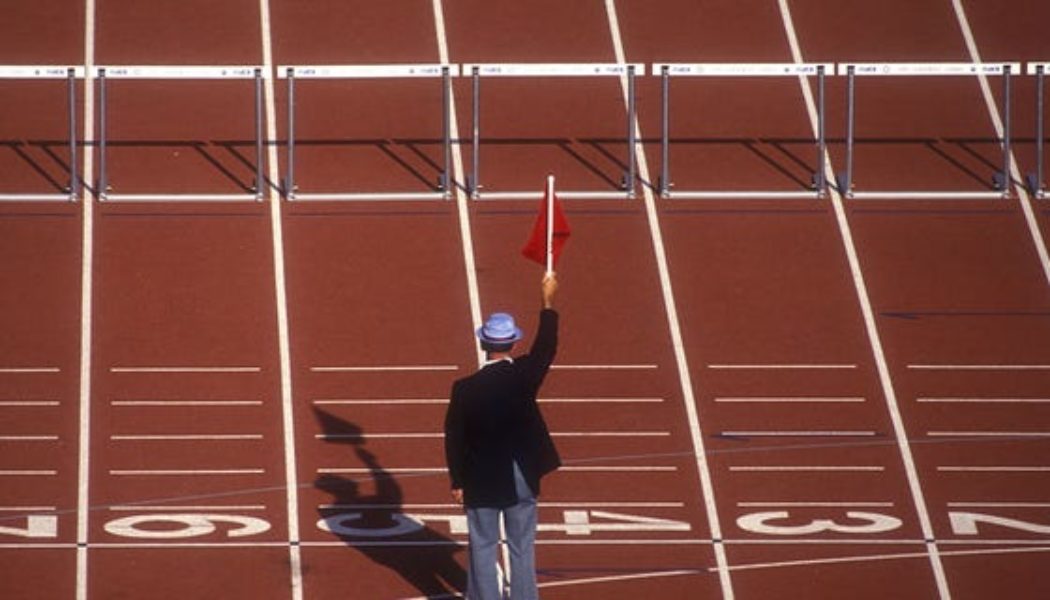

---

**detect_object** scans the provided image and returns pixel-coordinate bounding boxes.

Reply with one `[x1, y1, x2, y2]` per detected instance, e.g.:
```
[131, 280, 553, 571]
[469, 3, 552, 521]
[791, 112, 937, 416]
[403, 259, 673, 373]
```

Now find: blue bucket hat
[476, 313, 523, 345]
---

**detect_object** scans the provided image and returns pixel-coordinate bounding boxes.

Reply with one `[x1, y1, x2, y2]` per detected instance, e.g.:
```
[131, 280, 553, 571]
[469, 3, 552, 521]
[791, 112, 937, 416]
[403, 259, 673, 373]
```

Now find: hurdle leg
[1029, 66, 1045, 197]
[659, 65, 671, 198]
[285, 68, 296, 200]
[470, 66, 480, 199]
[98, 68, 108, 200]
[254, 68, 264, 201]
[836, 66, 855, 197]
[624, 64, 636, 198]
[67, 67, 78, 201]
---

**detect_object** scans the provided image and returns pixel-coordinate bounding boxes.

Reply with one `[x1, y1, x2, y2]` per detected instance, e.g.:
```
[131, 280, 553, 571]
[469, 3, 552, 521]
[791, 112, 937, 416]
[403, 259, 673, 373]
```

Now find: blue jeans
[465, 461, 538, 600]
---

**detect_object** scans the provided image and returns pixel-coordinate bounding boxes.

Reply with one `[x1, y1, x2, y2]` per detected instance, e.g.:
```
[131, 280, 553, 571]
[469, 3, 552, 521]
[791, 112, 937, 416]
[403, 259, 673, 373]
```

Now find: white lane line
[947, 502, 1050, 508]
[551, 364, 658, 370]
[0, 470, 57, 476]
[109, 434, 264, 441]
[109, 469, 265, 476]
[909, 364, 1050, 371]
[737, 501, 895, 508]
[0, 401, 61, 407]
[258, 1, 303, 599]
[729, 465, 885, 472]
[918, 398, 1050, 404]
[0, 436, 60, 441]
[322, 502, 686, 510]
[111, 400, 264, 407]
[0, 368, 61, 374]
[951, 0, 1050, 288]
[928, 431, 1050, 438]
[0, 506, 58, 512]
[317, 466, 677, 474]
[313, 397, 663, 405]
[430, 0, 484, 369]
[310, 365, 458, 373]
[110, 366, 262, 373]
[775, 1, 949, 597]
[708, 364, 856, 370]
[604, 3, 733, 597]
[938, 466, 1050, 473]
[720, 431, 879, 437]
[78, 1, 96, 598]
[316, 431, 671, 440]
[108, 505, 267, 512]
[716, 397, 865, 404]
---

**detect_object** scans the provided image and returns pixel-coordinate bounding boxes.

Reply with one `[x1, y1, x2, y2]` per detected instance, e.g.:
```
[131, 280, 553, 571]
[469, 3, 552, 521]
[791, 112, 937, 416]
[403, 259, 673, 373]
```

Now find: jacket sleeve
[444, 381, 466, 489]
[523, 308, 558, 387]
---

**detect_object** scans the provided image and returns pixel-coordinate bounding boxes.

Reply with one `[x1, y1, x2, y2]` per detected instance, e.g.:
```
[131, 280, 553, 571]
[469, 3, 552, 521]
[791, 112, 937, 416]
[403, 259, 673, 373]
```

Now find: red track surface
[1, 1, 1050, 598]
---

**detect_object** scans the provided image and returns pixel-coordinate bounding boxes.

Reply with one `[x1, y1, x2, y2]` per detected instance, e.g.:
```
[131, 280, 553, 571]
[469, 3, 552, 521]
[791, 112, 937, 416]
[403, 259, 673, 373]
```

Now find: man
[444, 273, 561, 599]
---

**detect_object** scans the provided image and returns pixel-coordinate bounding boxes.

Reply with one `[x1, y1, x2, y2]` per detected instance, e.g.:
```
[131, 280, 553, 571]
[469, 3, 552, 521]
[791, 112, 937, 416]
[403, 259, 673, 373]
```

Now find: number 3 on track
[736, 511, 902, 536]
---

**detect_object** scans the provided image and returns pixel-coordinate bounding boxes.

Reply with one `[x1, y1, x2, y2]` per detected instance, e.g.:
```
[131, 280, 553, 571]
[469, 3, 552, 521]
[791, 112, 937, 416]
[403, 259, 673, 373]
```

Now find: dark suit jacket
[444, 309, 562, 508]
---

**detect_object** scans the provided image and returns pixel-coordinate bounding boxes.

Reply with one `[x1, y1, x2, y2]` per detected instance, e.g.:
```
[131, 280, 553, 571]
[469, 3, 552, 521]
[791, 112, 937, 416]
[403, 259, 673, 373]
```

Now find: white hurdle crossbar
[464, 63, 644, 200]
[0, 66, 84, 202]
[278, 64, 457, 201]
[837, 62, 1022, 200]
[95, 65, 266, 202]
[653, 63, 833, 200]
[1027, 62, 1048, 198]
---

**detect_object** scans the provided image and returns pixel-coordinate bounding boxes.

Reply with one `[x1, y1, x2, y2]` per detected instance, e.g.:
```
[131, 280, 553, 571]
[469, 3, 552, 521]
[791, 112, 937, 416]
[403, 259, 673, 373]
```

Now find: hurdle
[653, 63, 832, 200]
[95, 65, 266, 202]
[465, 63, 644, 200]
[0, 66, 83, 202]
[278, 64, 456, 201]
[836, 62, 1020, 200]
[1027, 62, 1048, 198]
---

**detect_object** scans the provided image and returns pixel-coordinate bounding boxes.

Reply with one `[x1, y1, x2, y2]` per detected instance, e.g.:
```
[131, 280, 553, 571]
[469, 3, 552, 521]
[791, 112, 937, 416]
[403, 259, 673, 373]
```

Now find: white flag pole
[545, 174, 555, 275]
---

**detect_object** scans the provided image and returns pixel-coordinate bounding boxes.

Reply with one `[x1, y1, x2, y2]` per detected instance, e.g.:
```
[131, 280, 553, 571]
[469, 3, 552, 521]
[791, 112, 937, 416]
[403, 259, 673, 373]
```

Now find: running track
[1, 0, 1049, 598]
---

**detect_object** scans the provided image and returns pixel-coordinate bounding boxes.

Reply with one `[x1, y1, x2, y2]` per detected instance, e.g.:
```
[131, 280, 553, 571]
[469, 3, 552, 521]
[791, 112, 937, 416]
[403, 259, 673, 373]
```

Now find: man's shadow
[313, 409, 466, 598]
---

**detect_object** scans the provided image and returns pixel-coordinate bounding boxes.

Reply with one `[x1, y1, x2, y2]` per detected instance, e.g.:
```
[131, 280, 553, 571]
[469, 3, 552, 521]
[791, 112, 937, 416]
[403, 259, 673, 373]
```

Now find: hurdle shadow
[313, 409, 466, 598]
[1, 140, 74, 192]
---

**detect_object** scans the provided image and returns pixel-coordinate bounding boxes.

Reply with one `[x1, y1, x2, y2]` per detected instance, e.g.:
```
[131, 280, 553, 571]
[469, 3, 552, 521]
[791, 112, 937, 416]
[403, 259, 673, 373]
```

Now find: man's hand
[451, 488, 464, 505]
[541, 273, 558, 309]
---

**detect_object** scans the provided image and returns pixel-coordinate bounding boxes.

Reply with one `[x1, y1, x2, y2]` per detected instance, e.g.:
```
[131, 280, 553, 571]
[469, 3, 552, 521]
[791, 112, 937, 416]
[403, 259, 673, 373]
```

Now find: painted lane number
[736, 511, 903, 536]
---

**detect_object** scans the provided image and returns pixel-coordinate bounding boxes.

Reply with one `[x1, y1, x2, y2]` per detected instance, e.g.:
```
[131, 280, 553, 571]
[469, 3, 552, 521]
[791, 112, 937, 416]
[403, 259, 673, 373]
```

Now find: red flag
[522, 176, 570, 270]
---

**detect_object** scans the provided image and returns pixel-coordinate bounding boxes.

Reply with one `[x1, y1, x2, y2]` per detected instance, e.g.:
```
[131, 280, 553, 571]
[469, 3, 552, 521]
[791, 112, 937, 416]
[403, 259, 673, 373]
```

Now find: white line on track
[0, 506, 57, 512]
[603, 3, 733, 597]
[0, 401, 61, 407]
[775, 2, 950, 596]
[310, 365, 458, 373]
[720, 431, 879, 438]
[551, 364, 658, 370]
[316, 431, 670, 440]
[715, 397, 865, 403]
[0, 367, 61, 374]
[398, 569, 705, 600]
[0, 470, 57, 476]
[729, 465, 885, 472]
[947, 502, 1050, 508]
[321, 502, 686, 510]
[938, 466, 1050, 473]
[951, 0, 1050, 288]
[430, 0, 484, 369]
[317, 466, 677, 474]
[258, 0, 303, 597]
[918, 398, 1050, 404]
[928, 431, 1050, 438]
[312, 398, 447, 405]
[708, 364, 856, 370]
[108, 505, 267, 512]
[909, 364, 1050, 371]
[78, 1, 96, 598]
[737, 502, 895, 508]
[0, 436, 60, 441]
[109, 434, 263, 441]
[109, 366, 262, 373]
[108, 469, 265, 476]
[111, 400, 264, 407]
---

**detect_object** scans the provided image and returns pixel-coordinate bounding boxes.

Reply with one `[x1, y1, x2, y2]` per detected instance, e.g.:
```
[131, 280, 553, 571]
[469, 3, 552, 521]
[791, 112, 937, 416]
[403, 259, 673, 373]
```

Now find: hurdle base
[473, 190, 632, 201]
[846, 190, 1009, 200]
[100, 193, 263, 203]
[663, 190, 823, 200]
[0, 193, 77, 202]
[1026, 173, 1044, 197]
[288, 192, 450, 202]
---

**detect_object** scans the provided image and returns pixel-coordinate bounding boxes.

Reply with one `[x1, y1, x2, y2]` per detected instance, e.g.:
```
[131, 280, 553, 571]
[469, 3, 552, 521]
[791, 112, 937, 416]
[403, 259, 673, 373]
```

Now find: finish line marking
[0, 367, 61, 374]
[109, 434, 264, 441]
[938, 466, 1050, 472]
[108, 469, 265, 476]
[0, 401, 61, 407]
[708, 364, 857, 370]
[918, 397, 1050, 404]
[311, 397, 664, 405]
[909, 364, 1050, 371]
[316, 431, 671, 440]
[737, 501, 895, 508]
[108, 505, 267, 512]
[720, 431, 879, 438]
[927, 431, 1050, 438]
[551, 364, 658, 370]
[716, 397, 865, 404]
[310, 365, 459, 373]
[112, 400, 264, 407]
